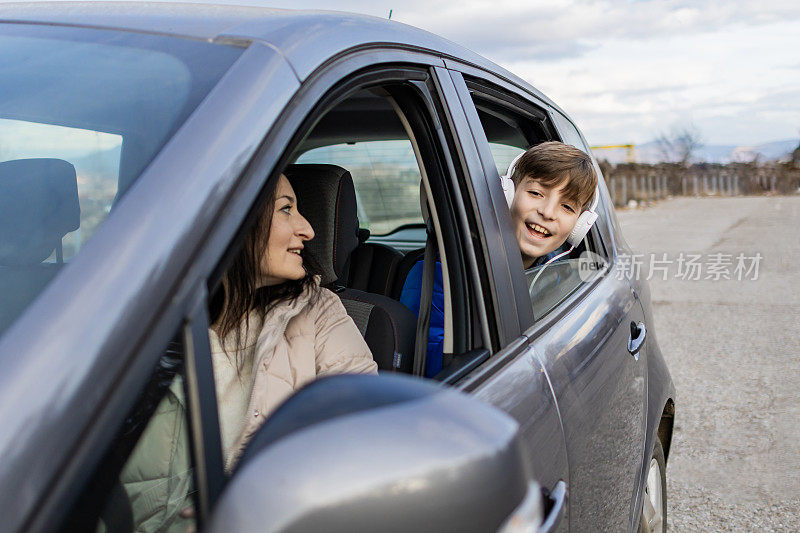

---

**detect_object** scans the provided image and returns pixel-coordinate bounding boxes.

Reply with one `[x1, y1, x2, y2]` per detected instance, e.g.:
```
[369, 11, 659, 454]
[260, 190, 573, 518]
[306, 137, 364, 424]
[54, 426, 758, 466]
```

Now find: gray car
[0, 4, 675, 532]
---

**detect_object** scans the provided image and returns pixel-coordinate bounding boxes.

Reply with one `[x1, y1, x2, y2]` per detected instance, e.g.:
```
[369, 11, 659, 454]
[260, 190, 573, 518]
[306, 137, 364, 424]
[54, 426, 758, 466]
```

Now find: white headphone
[501, 152, 599, 247]
[499, 152, 521, 208]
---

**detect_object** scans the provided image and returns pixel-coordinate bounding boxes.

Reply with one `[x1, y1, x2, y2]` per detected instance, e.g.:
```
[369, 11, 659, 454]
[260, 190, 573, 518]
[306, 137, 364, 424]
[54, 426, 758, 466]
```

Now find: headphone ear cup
[567, 210, 598, 247]
[500, 175, 514, 207]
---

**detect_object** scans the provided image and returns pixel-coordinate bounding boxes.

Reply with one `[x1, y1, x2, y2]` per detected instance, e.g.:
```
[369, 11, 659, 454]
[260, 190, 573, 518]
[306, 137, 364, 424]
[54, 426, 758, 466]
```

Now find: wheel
[639, 438, 667, 533]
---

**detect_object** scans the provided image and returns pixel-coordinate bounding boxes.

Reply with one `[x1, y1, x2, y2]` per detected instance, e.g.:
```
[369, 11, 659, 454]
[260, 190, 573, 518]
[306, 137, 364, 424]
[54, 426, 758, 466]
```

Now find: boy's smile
[511, 177, 580, 268]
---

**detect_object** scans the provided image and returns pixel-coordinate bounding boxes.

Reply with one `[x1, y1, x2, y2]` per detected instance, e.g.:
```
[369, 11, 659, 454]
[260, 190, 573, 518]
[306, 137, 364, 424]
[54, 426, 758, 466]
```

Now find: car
[0, 4, 675, 532]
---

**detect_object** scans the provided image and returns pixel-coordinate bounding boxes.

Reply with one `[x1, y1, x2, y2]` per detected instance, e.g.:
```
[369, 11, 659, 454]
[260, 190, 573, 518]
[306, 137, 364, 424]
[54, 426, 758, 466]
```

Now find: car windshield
[0, 24, 243, 337]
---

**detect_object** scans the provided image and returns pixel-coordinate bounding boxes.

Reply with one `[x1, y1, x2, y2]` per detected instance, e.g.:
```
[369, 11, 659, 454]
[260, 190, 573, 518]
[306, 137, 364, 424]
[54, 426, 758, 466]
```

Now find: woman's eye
[280, 204, 292, 214]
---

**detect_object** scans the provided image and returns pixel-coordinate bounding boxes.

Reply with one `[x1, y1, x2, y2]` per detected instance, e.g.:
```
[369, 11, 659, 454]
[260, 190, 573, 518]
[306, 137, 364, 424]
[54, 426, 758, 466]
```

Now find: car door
[430, 67, 570, 531]
[441, 67, 647, 531]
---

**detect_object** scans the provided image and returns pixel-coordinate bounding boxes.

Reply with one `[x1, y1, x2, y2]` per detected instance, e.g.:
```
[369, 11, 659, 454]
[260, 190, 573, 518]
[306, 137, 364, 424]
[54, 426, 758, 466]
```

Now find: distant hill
[593, 139, 799, 165]
[69, 145, 121, 178]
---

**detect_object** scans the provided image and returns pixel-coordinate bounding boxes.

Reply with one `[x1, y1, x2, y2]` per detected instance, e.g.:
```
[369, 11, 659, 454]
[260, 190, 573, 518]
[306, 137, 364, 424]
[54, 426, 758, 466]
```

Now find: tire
[638, 438, 667, 533]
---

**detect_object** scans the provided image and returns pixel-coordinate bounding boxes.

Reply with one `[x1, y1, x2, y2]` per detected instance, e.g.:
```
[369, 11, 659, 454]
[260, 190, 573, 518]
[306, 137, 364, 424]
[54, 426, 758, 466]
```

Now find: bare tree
[655, 132, 675, 164]
[655, 124, 704, 166]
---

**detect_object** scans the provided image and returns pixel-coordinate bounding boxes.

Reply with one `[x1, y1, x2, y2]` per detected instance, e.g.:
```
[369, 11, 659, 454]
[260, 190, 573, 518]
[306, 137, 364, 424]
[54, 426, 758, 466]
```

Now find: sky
[4, 0, 800, 147]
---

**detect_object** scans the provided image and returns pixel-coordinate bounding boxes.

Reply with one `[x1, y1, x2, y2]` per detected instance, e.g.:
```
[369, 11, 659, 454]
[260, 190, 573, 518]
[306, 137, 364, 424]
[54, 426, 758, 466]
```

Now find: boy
[506, 141, 598, 269]
[401, 141, 598, 376]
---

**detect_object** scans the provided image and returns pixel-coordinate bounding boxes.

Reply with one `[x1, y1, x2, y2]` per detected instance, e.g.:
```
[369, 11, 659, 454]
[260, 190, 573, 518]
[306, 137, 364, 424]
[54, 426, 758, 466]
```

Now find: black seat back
[346, 241, 403, 297]
[0, 158, 80, 335]
[284, 164, 415, 373]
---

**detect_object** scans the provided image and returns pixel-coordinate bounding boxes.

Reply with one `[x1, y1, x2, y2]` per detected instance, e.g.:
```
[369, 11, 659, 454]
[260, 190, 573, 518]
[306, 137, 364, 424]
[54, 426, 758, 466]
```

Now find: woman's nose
[296, 213, 315, 241]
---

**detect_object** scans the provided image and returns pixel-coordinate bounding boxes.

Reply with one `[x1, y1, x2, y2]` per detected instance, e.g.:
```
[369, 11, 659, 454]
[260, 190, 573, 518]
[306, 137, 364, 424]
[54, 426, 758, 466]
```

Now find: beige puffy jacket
[121, 283, 376, 532]
[210, 283, 377, 471]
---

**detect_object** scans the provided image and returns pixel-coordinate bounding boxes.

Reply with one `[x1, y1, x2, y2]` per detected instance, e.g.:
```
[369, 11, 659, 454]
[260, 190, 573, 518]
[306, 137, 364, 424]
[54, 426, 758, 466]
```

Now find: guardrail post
[621, 176, 628, 206]
[608, 178, 617, 205]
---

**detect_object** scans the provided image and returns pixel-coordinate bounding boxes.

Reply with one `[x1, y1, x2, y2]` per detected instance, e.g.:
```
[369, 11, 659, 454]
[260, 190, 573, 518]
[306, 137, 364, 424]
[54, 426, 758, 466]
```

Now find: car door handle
[628, 321, 646, 360]
[539, 480, 567, 533]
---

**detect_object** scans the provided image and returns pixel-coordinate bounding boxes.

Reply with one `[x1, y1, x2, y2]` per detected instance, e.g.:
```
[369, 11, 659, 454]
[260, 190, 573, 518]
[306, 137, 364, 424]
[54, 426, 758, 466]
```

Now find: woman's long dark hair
[209, 178, 321, 367]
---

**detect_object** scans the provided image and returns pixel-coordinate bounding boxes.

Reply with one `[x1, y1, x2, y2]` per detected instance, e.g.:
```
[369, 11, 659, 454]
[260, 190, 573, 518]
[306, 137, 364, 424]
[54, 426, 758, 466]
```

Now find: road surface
[617, 196, 800, 531]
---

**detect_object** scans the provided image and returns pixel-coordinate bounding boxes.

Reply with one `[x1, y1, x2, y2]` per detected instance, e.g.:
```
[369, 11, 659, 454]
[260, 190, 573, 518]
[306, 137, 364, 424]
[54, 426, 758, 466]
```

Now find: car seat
[0, 158, 80, 336]
[283, 164, 416, 373]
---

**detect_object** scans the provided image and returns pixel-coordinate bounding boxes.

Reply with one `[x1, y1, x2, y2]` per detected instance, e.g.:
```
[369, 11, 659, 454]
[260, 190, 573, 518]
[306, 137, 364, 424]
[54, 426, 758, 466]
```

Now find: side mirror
[208, 374, 543, 532]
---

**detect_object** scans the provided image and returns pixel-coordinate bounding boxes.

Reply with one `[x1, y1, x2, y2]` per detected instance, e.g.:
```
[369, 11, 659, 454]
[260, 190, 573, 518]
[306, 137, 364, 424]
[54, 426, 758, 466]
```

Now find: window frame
[196, 55, 491, 433]
[453, 73, 612, 335]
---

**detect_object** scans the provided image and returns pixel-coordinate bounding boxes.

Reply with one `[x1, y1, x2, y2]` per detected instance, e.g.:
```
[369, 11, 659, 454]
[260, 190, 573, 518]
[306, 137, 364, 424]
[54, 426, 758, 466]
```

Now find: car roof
[0, 2, 558, 108]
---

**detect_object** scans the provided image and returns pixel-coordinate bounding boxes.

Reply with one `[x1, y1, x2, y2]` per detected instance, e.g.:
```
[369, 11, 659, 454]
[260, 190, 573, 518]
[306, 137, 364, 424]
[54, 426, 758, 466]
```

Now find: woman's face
[260, 174, 315, 286]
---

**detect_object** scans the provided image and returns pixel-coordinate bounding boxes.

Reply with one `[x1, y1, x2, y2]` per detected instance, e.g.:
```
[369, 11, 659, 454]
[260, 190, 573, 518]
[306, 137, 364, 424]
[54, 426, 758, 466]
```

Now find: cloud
[386, 0, 800, 62]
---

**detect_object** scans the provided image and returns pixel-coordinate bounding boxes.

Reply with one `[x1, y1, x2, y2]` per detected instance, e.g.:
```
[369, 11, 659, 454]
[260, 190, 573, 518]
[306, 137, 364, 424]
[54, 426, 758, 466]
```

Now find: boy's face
[510, 176, 580, 268]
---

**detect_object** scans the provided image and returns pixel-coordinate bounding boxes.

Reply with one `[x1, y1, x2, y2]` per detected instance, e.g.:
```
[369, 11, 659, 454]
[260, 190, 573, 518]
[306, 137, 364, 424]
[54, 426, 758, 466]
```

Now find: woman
[122, 174, 376, 532]
[208, 173, 377, 471]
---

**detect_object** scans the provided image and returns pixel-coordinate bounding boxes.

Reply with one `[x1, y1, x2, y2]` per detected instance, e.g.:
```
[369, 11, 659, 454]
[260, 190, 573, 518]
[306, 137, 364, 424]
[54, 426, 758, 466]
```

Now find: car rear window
[296, 140, 424, 235]
[0, 24, 243, 337]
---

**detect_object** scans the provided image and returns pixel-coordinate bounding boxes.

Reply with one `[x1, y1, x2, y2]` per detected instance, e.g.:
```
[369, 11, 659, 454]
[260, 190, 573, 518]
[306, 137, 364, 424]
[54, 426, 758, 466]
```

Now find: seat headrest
[0, 158, 80, 266]
[284, 164, 359, 285]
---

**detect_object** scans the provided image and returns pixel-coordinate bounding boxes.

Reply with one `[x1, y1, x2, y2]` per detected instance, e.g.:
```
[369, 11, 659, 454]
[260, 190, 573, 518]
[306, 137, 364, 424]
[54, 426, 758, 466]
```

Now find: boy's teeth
[527, 223, 550, 236]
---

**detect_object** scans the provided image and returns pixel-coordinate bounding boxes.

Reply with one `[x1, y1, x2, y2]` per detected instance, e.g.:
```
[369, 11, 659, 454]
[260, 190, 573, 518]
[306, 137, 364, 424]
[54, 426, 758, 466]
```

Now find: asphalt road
[617, 196, 800, 531]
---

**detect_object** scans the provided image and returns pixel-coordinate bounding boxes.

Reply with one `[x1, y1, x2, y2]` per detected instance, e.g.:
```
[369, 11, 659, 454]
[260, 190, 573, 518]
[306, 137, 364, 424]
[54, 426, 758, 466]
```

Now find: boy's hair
[511, 141, 598, 210]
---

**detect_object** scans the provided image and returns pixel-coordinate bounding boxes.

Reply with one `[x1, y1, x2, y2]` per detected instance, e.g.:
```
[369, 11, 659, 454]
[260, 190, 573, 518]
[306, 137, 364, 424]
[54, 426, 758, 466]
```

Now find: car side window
[465, 81, 608, 322]
[550, 110, 590, 153]
[65, 333, 196, 533]
[275, 80, 477, 379]
[488, 142, 525, 176]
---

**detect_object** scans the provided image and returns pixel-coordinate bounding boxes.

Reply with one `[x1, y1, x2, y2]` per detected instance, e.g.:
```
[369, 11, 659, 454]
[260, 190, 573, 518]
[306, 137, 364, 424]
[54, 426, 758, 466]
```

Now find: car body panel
[471, 341, 571, 532]
[524, 270, 647, 531]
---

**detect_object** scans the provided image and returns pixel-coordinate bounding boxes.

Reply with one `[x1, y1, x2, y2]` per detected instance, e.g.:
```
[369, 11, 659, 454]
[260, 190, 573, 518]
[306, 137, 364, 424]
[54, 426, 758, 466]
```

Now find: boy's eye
[528, 190, 543, 197]
[562, 204, 575, 213]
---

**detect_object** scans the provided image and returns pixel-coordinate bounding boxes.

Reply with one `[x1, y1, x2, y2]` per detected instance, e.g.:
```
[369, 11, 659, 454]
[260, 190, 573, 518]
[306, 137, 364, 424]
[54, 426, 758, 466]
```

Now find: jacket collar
[209, 277, 320, 356]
